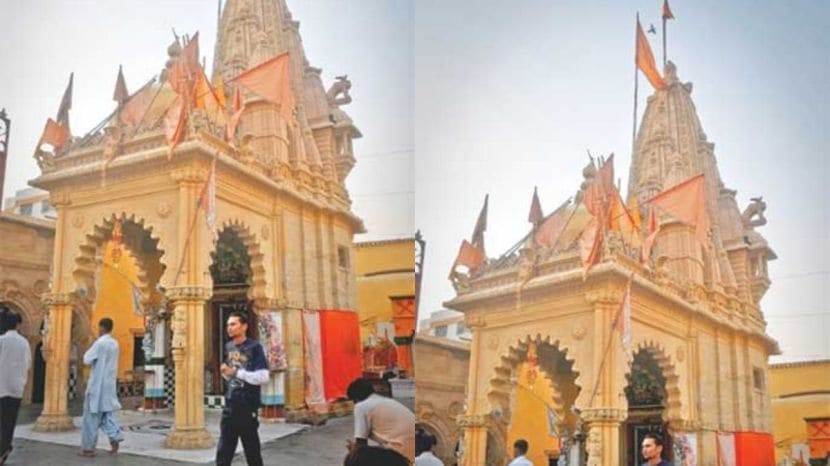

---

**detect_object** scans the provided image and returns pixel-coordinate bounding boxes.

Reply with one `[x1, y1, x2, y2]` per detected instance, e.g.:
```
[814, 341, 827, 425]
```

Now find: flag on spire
[450, 239, 485, 276]
[226, 87, 245, 146]
[471, 194, 488, 252]
[39, 118, 70, 150]
[641, 206, 660, 263]
[56, 73, 74, 133]
[534, 199, 571, 248]
[645, 174, 710, 247]
[528, 186, 544, 226]
[119, 78, 155, 127]
[113, 65, 129, 105]
[662, 0, 675, 20]
[198, 159, 217, 234]
[635, 16, 667, 91]
[232, 53, 294, 120]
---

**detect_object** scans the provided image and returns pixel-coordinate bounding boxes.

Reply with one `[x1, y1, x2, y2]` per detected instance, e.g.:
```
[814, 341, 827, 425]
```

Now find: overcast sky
[414, 0, 829, 363]
[2, 1, 827, 364]
[0, 0, 413, 240]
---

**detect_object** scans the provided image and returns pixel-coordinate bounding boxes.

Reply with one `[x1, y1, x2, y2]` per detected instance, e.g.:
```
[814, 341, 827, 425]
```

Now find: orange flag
[645, 174, 709, 247]
[451, 239, 485, 274]
[40, 118, 70, 149]
[528, 186, 543, 225]
[182, 32, 200, 77]
[579, 218, 603, 277]
[534, 199, 571, 248]
[663, 0, 675, 20]
[56, 73, 73, 132]
[163, 96, 187, 158]
[641, 206, 660, 263]
[120, 79, 155, 126]
[113, 65, 129, 105]
[636, 16, 667, 91]
[471, 194, 488, 253]
[232, 53, 294, 120]
[226, 87, 245, 145]
[583, 154, 615, 219]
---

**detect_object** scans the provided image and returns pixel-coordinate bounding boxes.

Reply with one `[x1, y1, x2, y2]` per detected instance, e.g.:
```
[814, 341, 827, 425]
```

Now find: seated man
[346, 378, 415, 465]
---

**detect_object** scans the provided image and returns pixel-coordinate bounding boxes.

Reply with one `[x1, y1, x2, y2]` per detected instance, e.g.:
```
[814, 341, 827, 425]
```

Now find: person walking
[640, 433, 671, 466]
[0, 311, 31, 466]
[346, 377, 415, 465]
[508, 439, 534, 466]
[215, 311, 269, 466]
[79, 317, 124, 457]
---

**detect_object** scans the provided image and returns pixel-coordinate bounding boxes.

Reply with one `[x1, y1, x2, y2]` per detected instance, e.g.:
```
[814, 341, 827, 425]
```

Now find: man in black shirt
[215, 311, 269, 466]
[640, 432, 671, 466]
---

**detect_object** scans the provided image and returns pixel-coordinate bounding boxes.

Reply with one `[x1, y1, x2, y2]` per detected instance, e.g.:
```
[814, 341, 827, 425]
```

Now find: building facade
[28, 0, 365, 449]
[440, 62, 778, 466]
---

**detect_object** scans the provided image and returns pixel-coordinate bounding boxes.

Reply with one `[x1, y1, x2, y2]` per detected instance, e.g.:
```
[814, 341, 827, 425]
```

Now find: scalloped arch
[72, 212, 168, 305]
[487, 333, 582, 433]
[213, 218, 268, 300]
[628, 339, 683, 422]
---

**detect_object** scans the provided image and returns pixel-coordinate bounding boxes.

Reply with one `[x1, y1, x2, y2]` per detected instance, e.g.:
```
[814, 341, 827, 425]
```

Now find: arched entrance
[488, 336, 581, 466]
[623, 345, 681, 465]
[207, 225, 259, 395]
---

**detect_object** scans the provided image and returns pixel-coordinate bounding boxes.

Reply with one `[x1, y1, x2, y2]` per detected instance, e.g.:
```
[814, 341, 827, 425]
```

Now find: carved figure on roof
[741, 197, 767, 228]
[326, 75, 352, 107]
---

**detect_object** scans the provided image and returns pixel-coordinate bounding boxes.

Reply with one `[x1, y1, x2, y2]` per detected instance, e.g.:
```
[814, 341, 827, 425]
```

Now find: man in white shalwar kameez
[79, 317, 123, 457]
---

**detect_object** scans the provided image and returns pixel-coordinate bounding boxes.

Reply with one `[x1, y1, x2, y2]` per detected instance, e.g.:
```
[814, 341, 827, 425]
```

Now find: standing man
[216, 311, 269, 466]
[0, 311, 31, 465]
[640, 433, 671, 466]
[415, 430, 444, 466]
[79, 317, 124, 457]
[346, 377, 415, 464]
[508, 439, 533, 466]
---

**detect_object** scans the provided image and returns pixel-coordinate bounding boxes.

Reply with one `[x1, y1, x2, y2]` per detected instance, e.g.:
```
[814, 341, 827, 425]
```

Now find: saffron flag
[56, 73, 73, 132]
[120, 79, 155, 127]
[319, 310, 362, 401]
[528, 186, 544, 225]
[113, 65, 129, 105]
[452, 239, 485, 272]
[583, 154, 615, 219]
[471, 194, 488, 251]
[628, 194, 643, 232]
[641, 206, 660, 263]
[614, 275, 633, 360]
[226, 87, 245, 145]
[579, 218, 603, 276]
[636, 16, 667, 91]
[663, 0, 675, 20]
[40, 118, 70, 149]
[163, 96, 187, 157]
[182, 32, 200, 77]
[645, 174, 710, 247]
[198, 159, 217, 234]
[232, 53, 294, 120]
[212, 74, 227, 109]
[609, 188, 642, 246]
[534, 199, 571, 248]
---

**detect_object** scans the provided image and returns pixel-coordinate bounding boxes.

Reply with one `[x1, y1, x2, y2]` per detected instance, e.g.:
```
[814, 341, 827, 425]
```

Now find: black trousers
[216, 405, 262, 466]
[0, 397, 21, 455]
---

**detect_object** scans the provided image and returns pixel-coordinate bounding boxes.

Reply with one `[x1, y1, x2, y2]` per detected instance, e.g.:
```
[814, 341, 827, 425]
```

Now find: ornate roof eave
[446, 259, 780, 354]
[29, 134, 366, 233]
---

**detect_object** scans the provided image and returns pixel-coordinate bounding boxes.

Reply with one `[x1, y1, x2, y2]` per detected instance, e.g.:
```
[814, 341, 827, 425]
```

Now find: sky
[1, 1, 827, 364]
[414, 0, 829, 363]
[0, 0, 414, 240]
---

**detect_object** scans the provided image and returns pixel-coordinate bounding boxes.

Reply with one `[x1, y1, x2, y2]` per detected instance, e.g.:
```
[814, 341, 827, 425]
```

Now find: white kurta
[83, 334, 121, 413]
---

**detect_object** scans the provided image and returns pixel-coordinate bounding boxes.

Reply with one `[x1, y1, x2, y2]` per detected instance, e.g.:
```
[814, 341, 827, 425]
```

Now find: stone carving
[585, 427, 602, 466]
[34, 147, 56, 171]
[170, 307, 187, 350]
[741, 197, 767, 228]
[456, 414, 487, 428]
[326, 75, 352, 107]
[157, 202, 172, 218]
[572, 324, 587, 341]
[71, 214, 84, 229]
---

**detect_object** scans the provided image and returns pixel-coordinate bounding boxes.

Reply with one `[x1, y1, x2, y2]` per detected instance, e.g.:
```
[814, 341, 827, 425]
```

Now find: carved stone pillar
[582, 408, 627, 466]
[164, 286, 213, 449]
[458, 414, 488, 466]
[33, 292, 76, 432]
[460, 313, 487, 466]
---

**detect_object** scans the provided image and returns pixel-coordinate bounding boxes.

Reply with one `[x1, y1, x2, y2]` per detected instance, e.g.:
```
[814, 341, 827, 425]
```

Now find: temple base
[32, 414, 76, 432]
[164, 427, 214, 449]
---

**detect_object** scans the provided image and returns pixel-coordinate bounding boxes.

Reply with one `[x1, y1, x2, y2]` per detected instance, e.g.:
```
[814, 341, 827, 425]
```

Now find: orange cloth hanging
[318, 310, 362, 401]
[733, 432, 774, 466]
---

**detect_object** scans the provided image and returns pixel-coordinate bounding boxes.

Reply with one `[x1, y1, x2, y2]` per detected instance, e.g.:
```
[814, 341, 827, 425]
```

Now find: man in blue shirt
[215, 311, 268, 466]
[79, 317, 124, 457]
[640, 432, 671, 466]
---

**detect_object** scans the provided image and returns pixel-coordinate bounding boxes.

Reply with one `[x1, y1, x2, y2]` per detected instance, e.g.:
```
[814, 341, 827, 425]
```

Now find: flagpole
[662, 16, 667, 67]
[632, 15, 640, 161]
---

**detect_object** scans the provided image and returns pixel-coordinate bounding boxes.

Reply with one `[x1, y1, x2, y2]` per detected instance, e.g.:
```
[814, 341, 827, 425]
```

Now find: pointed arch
[212, 218, 268, 299]
[627, 339, 683, 422]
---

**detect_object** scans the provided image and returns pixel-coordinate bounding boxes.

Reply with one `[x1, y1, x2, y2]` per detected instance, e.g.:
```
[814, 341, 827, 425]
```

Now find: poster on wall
[302, 310, 326, 409]
[672, 432, 698, 466]
[257, 311, 287, 371]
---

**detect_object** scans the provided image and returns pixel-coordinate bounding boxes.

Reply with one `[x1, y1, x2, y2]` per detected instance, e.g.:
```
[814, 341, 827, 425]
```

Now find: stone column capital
[585, 289, 625, 307]
[456, 414, 488, 428]
[166, 286, 212, 303]
[49, 192, 71, 207]
[464, 313, 486, 330]
[42, 292, 73, 306]
[170, 167, 209, 184]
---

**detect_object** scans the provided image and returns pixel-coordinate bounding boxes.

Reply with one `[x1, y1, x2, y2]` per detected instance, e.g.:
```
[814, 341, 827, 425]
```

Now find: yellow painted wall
[355, 239, 415, 342]
[770, 360, 830, 462]
[507, 362, 559, 466]
[90, 241, 145, 381]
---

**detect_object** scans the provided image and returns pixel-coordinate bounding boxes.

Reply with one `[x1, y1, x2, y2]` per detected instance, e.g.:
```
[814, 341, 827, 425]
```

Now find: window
[434, 325, 448, 337]
[456, 322, 468, 336]
[41, 200, 53, 213]
[752, 367, 765, 391]
[337, 246, 350, 269]
[19, 203, 32, 216]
